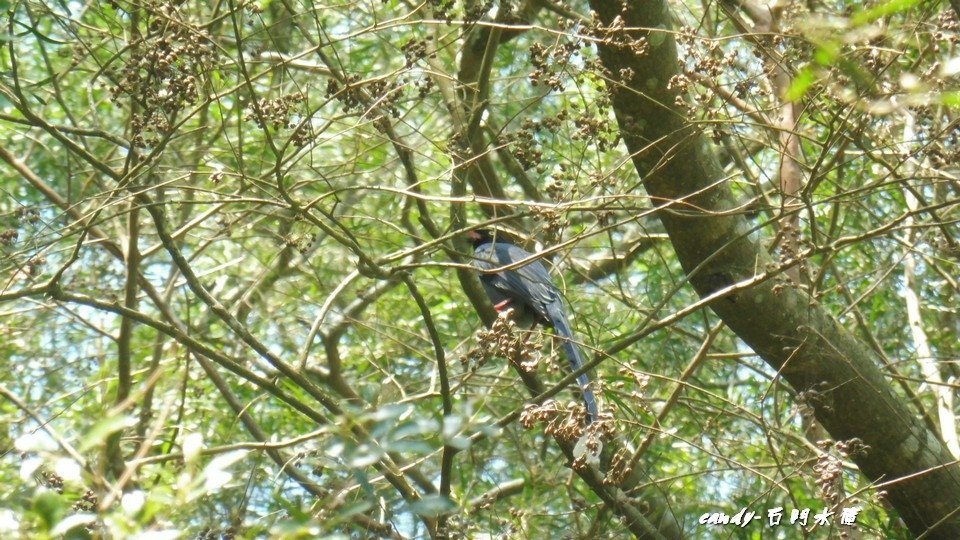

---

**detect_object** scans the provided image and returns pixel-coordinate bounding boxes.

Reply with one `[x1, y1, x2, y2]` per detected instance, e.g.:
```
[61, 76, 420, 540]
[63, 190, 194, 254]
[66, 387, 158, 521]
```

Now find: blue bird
[468, 229, 599, 424]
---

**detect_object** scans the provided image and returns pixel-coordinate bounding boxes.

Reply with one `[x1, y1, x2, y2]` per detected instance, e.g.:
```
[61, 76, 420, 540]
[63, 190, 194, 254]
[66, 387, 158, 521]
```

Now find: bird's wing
[473, 242, 560, 317]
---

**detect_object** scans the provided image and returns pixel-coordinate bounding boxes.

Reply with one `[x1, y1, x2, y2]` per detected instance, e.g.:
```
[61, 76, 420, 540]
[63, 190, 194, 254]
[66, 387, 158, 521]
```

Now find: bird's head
[466, 228, 496, 247]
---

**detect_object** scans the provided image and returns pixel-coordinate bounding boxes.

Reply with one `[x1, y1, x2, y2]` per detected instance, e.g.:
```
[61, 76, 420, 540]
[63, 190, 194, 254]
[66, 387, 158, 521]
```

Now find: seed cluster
[428, 0, 455, 22]
[934, 11, 960, 43]
[571, 109, 618, 152]
[39, 469, 64, 493]
[530, 205, 563, 240]
[603, 448, 633, 485]
[441, 514, 514, 539]
[325, 76, 402, 119]
[1, 207, 41, 247]
[519, 400, 587, 441]
[464, 1, 495, 24]
[468, 310, 542, 373]
[108, 10, 216, 148]
[247, 93, 305, 130]
[571, 429, 604, 471]
[0, 207, 46, 278]
[914, 103, 960, 171]
[506, 124, 543, 171]
[326, 75, 362, 112]
[72, 490, 98, 513]
[400, 39, 432, 67]
[414, 76, 436, 99]
[0, 229, 16, 246]
[584, 12, 649, 57]
[528, 41, 582, 92]
[813, 440, 846, 505]
[673, 27, 752, 126]
[835, 438, 868, 458]
[776, 223, 808, 278]
[245, 93, 314, 147]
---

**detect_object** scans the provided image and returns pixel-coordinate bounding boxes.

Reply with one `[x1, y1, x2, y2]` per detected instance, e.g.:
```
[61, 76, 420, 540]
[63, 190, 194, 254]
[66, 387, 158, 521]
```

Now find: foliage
[0, 0, 958, 538]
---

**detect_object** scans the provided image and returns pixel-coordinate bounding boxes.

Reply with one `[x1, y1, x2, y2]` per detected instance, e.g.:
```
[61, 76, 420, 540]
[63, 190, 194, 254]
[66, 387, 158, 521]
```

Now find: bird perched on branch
[468, 229, 599, 424]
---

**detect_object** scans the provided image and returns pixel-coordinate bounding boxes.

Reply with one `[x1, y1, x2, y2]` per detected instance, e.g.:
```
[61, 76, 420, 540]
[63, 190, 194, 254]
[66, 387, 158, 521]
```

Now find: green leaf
[408, 495, 456, 518]
[851, 0, 920, 25]
[78, 415, 136, 453]
[786, 67, 818, 101]
[940, 91, 960, 107]
[812, 41, 840, 66]
[33, 491, 68, 530]
[51, 513, 95, 538]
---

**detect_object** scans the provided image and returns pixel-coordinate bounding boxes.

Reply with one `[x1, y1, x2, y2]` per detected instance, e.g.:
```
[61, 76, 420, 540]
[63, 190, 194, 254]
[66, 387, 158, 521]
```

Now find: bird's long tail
[546, 303, 599, 423]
